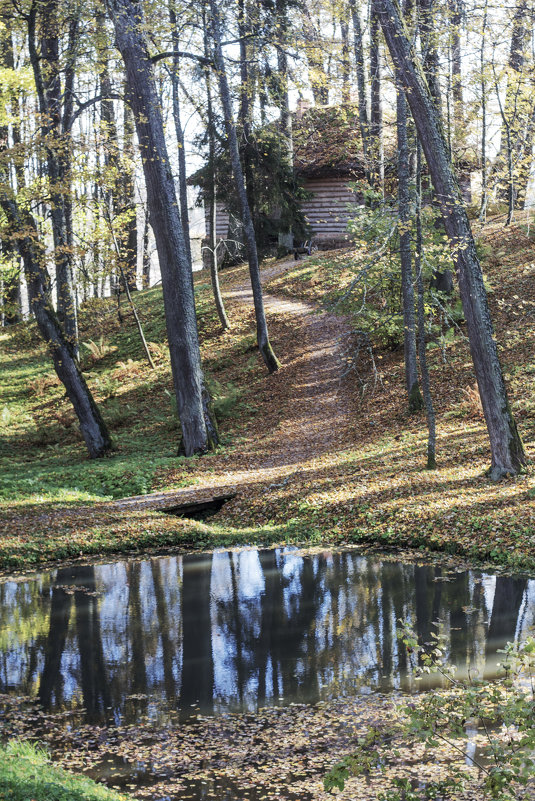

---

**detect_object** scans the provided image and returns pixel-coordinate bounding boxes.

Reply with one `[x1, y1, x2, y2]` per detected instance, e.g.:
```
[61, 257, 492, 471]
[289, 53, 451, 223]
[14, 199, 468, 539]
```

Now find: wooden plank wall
[204, 202, 230, 240]
[301, 178, 358, 239]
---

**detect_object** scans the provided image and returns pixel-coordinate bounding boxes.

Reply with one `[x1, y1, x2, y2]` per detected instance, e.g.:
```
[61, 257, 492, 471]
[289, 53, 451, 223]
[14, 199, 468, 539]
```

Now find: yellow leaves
[0, 66, 33, 94]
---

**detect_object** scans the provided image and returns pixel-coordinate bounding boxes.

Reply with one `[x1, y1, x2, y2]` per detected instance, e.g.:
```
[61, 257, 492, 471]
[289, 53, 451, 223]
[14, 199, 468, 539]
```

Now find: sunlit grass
[0, 741, 133, 801]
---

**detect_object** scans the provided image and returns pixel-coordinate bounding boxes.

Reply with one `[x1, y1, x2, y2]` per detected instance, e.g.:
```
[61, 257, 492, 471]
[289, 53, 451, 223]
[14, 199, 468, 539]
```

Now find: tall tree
[396, 78, 422, 411]
[369, 11, 384, 191]
[202, 14, 230, 331]
[0, 186, 112, 457]
[415, 143, 437, 468]
[374, 0, 526, 479]
[418, 0, 442, 111]
[496, 0, 534, 215]
[208, 0, 280, 373]
[0, 18, 21, 326]
[168, 1, 192, 269]
[348, 0, 369, 172]
[105, 0, 219, 455]
[448, 0, 463, 135]
[28, 0, 79, 351]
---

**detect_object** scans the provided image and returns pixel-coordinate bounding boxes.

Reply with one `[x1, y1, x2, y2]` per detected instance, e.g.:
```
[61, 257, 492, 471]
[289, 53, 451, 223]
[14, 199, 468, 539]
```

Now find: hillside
[1, 221, 535, 571]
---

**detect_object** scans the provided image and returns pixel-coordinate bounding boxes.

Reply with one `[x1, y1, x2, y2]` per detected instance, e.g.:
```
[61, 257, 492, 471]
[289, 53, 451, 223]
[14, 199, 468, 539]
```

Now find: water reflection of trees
[0, 550, 532, 723]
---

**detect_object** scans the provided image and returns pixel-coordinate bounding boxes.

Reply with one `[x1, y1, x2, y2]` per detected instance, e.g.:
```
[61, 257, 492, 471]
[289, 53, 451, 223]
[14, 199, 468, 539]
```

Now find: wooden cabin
[196, 105, 476, 257]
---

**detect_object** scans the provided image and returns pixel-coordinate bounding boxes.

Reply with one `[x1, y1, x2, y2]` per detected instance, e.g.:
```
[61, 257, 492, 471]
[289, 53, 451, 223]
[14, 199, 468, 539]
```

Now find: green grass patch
[0, 741, 132, 801]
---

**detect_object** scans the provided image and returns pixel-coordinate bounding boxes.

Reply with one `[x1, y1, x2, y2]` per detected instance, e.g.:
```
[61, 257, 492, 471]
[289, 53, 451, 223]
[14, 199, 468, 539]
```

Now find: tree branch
[70, 92, 124, 125]
[150, 49, 210, 66]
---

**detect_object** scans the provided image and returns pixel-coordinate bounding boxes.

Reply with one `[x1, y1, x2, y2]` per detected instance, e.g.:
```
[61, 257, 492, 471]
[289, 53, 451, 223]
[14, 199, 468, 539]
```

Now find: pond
[0, 547, 533, 728]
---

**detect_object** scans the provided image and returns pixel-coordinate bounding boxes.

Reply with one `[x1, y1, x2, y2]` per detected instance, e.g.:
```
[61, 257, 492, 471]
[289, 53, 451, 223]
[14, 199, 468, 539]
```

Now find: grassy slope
[0, 741, 132, 801]
[1, 223, 535, 571]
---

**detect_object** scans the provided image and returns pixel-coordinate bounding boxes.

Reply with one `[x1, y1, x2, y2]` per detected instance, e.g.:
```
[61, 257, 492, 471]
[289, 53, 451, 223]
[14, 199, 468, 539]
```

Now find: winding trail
[115, 258, 356, 513]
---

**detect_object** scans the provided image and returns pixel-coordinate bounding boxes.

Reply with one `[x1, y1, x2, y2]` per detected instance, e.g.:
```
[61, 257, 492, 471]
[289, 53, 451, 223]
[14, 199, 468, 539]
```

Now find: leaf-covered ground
[1, 222, 535, 571]
[0, 692, 490, 801]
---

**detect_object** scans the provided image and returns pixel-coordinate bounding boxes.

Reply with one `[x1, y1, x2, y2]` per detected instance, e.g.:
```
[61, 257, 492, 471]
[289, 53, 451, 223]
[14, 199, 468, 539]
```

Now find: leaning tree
[105, 0, 218, 455]
[374, 0, 526, 479]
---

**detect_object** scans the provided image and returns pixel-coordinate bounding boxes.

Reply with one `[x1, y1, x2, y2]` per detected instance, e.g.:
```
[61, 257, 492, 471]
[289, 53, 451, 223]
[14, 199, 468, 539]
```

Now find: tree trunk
[203, 19, 230, 331]
[0, 22, 21, 326]
[415, 143, 437, 467]
[0, 191, 112, 458]
[168, 1, 192, 269]
[479, 0, 488, 222]
[29, 0, 78, 352]
[208, 0, 280, 373]
[418, 0, 442, 111]
[449, 0, 463, 135]
[96, 13, 137, 293]
[369, 11, 384, 192]
[237, 0, 257, 237]
[142, 211, 151, 288]
[348, 0, 370, 171]
[340, 19, 351, 104]
[275, 0, 292, 141]
[496, 0, 532, 210]
[106, 0, 218, 455]
[397, 83, 422, 411]
[0, 258, 20, 326]
[375, 0, 525, 479]
[302, 6, 329, 105]
[121, 100, 138, 291]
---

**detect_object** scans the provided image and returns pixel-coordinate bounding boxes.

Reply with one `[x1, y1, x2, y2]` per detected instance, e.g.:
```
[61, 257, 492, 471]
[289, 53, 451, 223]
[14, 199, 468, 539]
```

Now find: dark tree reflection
[179, 553, 214, 719]
[0, 550, 531, 725]
[74, 565, 110, 721]
[38, 568, 73, 710]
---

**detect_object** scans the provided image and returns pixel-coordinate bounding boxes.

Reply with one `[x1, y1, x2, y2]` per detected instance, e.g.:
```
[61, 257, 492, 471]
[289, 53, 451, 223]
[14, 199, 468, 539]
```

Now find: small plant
[324, 625, 535, 800]
[94, 375, 120, 400]
[207, 377, 242, 420]
[81, 336, 115, 367]
[27, 373, 60, 397]
[146, 340, 170, 362]
[6, 322, 40, 350]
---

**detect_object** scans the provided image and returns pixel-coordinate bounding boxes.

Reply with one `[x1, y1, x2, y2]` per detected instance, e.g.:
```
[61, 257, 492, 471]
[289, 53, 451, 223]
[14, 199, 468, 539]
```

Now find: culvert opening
[160, 493, 236, 521]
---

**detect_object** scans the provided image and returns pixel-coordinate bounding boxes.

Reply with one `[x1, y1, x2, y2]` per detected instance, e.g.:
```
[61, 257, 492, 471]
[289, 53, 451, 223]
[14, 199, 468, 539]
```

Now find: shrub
[324, 627, 535, 800]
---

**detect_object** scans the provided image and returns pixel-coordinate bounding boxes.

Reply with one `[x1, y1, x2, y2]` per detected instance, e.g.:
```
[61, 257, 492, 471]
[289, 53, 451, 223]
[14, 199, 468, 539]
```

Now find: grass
[0, 741, 132, 801]
[1, 224, 535, 572]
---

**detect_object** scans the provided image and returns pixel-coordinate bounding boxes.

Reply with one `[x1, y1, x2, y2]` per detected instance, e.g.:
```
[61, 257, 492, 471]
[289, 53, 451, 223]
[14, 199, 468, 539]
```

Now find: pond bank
[0, 546, 533, 799]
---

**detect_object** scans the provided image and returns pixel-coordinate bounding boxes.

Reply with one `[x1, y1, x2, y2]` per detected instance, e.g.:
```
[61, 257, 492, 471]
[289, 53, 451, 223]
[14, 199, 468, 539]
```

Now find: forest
[0, 0, 535, 798]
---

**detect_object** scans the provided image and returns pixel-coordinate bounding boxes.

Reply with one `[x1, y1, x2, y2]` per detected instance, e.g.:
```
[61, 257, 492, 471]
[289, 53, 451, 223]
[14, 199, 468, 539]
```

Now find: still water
[0, 548, 533, 726]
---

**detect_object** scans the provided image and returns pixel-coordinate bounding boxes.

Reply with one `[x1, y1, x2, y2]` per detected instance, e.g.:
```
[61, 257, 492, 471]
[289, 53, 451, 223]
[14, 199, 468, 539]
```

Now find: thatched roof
[292, 104, 479, 179]
[292, 105, 368, 179]
[188, 103, 478, 187]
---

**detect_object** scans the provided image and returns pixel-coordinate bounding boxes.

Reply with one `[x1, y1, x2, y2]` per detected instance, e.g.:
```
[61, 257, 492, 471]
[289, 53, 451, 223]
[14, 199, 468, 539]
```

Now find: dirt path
[115, 259, 355, 512]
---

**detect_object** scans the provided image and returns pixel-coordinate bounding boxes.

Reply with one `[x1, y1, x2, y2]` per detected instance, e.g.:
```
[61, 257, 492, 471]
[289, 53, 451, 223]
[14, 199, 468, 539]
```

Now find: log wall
[204, 202, 230, 240]
[300, 178, 359, 240]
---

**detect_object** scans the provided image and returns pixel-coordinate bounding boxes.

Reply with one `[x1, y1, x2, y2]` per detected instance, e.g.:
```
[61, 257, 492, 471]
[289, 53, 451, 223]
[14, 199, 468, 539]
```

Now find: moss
[408, 382, 424, 413]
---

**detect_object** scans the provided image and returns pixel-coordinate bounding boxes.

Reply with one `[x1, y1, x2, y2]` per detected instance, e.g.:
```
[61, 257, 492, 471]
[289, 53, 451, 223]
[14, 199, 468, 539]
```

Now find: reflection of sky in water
[0, 550, 533, 725]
